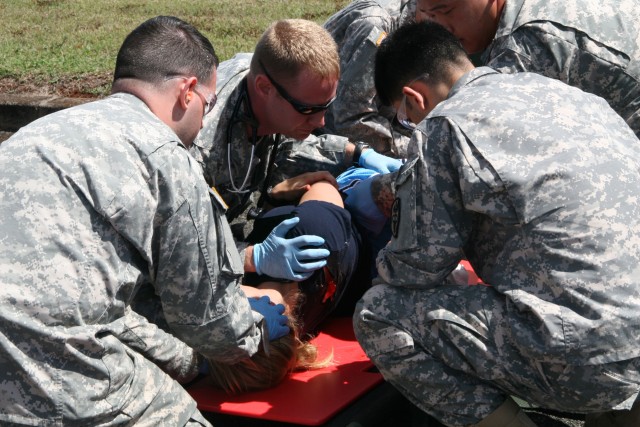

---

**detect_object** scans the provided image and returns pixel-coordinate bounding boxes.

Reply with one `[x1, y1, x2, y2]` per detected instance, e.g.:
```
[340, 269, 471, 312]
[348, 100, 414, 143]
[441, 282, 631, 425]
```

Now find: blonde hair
[207, 293, 332, 394]
[251, 19, 339, 81]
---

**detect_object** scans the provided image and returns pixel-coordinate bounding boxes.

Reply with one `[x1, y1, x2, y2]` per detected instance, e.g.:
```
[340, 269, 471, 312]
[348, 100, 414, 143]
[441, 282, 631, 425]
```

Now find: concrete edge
[0, 94, 95, 134]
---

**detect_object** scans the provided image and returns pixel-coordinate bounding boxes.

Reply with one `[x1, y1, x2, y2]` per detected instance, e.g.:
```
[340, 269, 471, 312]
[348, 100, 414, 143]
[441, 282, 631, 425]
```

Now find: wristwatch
[352, 142, 370, 166]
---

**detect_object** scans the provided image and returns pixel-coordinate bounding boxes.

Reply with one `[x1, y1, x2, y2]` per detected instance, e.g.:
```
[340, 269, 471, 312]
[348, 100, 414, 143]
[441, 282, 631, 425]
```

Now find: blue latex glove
[253, 217, 330, 281]
[343, 175, 387, 235]
[249, 296, 290, 341]
[358, 149, 402, 174]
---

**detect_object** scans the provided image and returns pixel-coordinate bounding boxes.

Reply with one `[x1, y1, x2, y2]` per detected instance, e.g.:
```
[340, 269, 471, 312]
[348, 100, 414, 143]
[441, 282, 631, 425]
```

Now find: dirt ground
[0, 73, 110, 99]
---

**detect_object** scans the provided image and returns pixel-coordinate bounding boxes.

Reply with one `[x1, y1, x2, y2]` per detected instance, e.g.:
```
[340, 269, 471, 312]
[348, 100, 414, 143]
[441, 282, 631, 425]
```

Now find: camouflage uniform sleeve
[271, 133, 352, 184]
[152, 164, 262, 363]
[325, 6, 409, 156]
[327, 15, 410, 156]
[116, 308, 200, 383]
[376, 120, 470, 287]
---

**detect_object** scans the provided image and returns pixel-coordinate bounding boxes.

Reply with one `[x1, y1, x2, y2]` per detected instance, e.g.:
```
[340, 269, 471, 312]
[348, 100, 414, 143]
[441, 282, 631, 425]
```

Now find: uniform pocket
[209, 187, 244, 277]
[389, 157, 420, 249]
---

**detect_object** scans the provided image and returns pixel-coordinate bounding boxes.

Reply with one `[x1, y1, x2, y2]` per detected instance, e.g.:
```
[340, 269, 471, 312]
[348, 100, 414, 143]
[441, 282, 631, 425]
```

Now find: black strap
[352, 142, 370, 166]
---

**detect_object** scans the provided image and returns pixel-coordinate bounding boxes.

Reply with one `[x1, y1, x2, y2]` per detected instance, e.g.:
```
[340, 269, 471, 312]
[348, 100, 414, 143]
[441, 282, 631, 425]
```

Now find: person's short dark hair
[114, 15, 219, 85]
[375, 21, 468, 106]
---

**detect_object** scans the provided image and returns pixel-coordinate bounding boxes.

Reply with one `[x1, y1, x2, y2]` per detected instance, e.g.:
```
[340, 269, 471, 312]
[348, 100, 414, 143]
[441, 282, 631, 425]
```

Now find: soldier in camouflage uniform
[0, 16, 289, 426]
[322, 0, 417, 158]
[348, 22, 640, 426]
[415, 0, 640, 137]
[190, 19, 401, 273]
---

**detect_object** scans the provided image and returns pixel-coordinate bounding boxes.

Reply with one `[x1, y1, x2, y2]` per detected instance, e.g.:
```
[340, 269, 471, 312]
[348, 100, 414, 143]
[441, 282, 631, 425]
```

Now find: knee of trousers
[353, 284, 415, 358]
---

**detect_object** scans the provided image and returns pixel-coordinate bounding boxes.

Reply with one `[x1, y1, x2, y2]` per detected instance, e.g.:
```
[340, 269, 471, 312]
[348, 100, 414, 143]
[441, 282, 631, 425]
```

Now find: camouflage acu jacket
[0, 94, 261, 425]
[381, 67, 640, 365]
[323, 0, 416, 157]
[484, 0, 640, 137]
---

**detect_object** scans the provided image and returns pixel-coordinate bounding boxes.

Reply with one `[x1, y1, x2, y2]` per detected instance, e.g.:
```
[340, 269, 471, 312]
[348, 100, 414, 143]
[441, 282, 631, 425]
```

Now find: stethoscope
[225, 78, 281, 219]
[226, 78, 259, 194]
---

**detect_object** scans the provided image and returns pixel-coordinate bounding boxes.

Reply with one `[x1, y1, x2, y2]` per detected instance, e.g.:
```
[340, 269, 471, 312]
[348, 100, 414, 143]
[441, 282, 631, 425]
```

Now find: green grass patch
[0, 0, 349, 95]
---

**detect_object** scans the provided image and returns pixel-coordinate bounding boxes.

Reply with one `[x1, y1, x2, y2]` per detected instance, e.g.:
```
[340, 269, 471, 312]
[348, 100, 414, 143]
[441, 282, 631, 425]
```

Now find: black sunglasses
[258, 60, 336, 115]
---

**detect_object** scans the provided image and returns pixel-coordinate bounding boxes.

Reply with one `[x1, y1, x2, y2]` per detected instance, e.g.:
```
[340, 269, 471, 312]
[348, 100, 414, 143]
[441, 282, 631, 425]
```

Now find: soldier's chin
[462, 39, 481, 55]
[285, 129, 314, 140]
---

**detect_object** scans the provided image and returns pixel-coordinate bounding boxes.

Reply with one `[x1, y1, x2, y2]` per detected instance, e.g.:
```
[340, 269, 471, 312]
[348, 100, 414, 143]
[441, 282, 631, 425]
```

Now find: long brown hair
[207, 293, 332, 394]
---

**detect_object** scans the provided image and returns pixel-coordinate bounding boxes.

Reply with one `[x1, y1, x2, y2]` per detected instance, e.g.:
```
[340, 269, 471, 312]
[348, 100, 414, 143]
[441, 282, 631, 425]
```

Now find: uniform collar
[447, 66, 500, 99]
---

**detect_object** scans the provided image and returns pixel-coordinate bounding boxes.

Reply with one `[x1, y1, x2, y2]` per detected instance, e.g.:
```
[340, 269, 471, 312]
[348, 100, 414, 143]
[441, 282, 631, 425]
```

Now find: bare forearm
[244, 245, 256, 273]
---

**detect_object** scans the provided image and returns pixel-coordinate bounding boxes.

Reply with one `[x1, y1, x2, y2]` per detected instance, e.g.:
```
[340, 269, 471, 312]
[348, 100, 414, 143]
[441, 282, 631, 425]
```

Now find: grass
[0, 0, 350, 97]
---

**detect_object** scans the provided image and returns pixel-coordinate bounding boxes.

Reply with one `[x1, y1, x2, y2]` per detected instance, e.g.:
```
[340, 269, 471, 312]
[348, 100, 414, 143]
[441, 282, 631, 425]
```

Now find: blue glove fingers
[248, 295, 265, 310]
[267, 303, 289, 341]
[289, 271, 315, 281]
[293, 259, 328, 273]
[272, 216, 300, 237]
[271, 310, 290, 339]
[249, 296, 291, 341]
[289, 243, 329, 274]
[274, 302, 285, 315]
[294, 247, 330, 262]
[253, 218, 328, 281]
[249, 295, 272, 309]
[287, 233, 326, 248]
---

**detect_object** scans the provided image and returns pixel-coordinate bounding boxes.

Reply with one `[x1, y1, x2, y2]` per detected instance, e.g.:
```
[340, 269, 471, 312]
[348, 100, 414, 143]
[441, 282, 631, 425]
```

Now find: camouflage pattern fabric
[190, 53, 353, 243]
[484, 0, 640, 137]
[354, 67, 640, 425]
[0, 93, 263, 426]
[323, 0, 416, 158]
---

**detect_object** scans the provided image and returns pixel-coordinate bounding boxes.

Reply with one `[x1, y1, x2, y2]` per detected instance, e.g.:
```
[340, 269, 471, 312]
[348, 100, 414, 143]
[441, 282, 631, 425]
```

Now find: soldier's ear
[254, 74, 273, 98]
[402, 85, 425, 112]
[178, 77, 198, 110]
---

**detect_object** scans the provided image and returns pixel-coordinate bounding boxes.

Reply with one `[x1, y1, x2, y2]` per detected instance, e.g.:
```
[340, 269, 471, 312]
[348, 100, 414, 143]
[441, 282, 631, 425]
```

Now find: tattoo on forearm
[372, 174, 396, 217]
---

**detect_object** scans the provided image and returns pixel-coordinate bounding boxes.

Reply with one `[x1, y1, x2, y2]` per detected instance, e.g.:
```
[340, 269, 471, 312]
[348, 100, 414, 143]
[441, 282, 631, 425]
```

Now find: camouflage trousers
[354, 283, 640, 426]
[95, 372, 212, 427]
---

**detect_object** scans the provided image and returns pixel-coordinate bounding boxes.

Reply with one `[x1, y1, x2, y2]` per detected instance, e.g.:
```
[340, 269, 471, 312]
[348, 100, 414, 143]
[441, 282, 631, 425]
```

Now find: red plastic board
[186, 316, 383, 426]
[460, 259, 483, 284]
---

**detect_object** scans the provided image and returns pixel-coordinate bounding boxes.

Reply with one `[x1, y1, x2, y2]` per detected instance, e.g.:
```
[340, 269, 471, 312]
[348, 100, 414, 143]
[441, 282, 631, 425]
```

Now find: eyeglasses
[193, 84, 217, 116]
[396, 95, 415, 130]
[164, 75, 217, 117]
[258, 60, 336, 115]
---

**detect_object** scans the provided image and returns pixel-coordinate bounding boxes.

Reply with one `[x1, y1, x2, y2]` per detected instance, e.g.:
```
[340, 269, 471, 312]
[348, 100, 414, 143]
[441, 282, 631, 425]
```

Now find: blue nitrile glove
[343, 175, 387, 235]
[253, 216, 330, 281]
[358, 149, 402, 174]
[249, 296, 290, 341]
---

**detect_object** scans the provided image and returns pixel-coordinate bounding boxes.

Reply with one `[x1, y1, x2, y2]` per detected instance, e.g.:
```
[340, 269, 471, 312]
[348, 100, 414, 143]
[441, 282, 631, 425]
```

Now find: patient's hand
[270, 171, 338, 203]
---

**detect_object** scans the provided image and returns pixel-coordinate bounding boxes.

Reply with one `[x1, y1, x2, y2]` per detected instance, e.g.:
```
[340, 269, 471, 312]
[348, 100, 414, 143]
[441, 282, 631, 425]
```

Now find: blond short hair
[251, 19, 339, 81]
